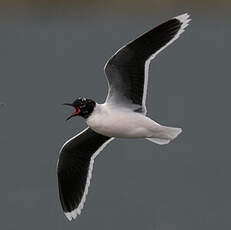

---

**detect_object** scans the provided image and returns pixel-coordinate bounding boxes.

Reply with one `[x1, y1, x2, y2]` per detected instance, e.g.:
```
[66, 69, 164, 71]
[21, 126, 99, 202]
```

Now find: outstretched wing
[104, 13, 191, 114]
[57, 128, 113, 221]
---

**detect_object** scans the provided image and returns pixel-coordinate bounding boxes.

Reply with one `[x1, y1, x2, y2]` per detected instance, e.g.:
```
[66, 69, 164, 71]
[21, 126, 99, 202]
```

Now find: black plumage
[104, 18, 183, 112]
[57, 128, 111, 213]
[57, 14, 190, 220]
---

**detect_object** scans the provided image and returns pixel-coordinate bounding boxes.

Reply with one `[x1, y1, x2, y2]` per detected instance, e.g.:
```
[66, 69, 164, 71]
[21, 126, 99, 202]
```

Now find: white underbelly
[87, 109, 160, 138]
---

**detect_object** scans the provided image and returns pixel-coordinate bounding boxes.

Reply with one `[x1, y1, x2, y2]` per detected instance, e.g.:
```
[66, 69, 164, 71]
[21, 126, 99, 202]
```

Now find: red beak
[63, 103, 80, 121]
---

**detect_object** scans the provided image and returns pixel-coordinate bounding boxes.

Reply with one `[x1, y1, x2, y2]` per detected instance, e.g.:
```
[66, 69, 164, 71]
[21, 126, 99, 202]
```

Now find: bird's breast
[86, 109, 154, 138]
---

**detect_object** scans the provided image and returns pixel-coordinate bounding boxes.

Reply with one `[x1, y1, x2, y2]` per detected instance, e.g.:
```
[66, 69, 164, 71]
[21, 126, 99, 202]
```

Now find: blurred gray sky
[0, 1, 230, 230]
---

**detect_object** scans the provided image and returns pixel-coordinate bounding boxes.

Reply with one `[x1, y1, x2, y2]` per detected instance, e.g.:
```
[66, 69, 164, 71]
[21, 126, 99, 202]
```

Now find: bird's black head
[63, 97, 96, 120]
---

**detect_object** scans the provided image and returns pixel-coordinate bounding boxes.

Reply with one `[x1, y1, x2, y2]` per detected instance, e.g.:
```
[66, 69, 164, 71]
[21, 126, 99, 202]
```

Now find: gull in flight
[57, 13, 191, 221]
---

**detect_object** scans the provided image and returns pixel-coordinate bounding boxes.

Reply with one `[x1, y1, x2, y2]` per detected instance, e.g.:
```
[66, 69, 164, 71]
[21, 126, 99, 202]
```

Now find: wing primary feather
[57, 128, 113, 220]
[104, 13, 191, 114]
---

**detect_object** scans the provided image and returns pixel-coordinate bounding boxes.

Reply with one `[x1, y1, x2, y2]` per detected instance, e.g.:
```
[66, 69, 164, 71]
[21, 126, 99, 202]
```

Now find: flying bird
[57, 13, 191, 221]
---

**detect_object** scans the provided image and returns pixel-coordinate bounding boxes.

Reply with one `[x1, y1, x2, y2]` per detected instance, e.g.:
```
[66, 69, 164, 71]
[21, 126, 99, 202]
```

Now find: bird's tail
[146, 126, 182, 145]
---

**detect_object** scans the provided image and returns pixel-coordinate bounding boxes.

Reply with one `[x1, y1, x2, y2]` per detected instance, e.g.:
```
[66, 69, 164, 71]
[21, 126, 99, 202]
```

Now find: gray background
[0, 1, 230, 229]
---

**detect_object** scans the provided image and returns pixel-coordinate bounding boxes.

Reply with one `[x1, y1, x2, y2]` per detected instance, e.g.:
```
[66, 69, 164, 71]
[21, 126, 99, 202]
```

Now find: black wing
[57, 127, 113, 220]
[104, 13, 191, 114]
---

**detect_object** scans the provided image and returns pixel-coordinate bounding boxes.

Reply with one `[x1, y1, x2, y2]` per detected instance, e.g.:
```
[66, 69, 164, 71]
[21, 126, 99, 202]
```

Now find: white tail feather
[162, 126, 182, 139]
[146, 138, 170, 145]
[146, 126, 182, 145]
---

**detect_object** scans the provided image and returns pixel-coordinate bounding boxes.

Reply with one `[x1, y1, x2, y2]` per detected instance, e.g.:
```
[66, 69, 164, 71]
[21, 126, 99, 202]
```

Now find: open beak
[63, 103, 80, 121]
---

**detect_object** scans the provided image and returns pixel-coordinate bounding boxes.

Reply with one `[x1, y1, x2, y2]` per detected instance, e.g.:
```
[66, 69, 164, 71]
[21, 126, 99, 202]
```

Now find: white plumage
[57, 13, 191, 221]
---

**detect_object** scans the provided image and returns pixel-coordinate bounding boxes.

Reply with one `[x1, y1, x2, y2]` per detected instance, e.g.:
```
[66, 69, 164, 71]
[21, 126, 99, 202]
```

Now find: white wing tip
[172, 13, 191, 37]
[175, 13, 190, 22]
[64, 209, 79, 221]
[174, 13, 191, 27]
